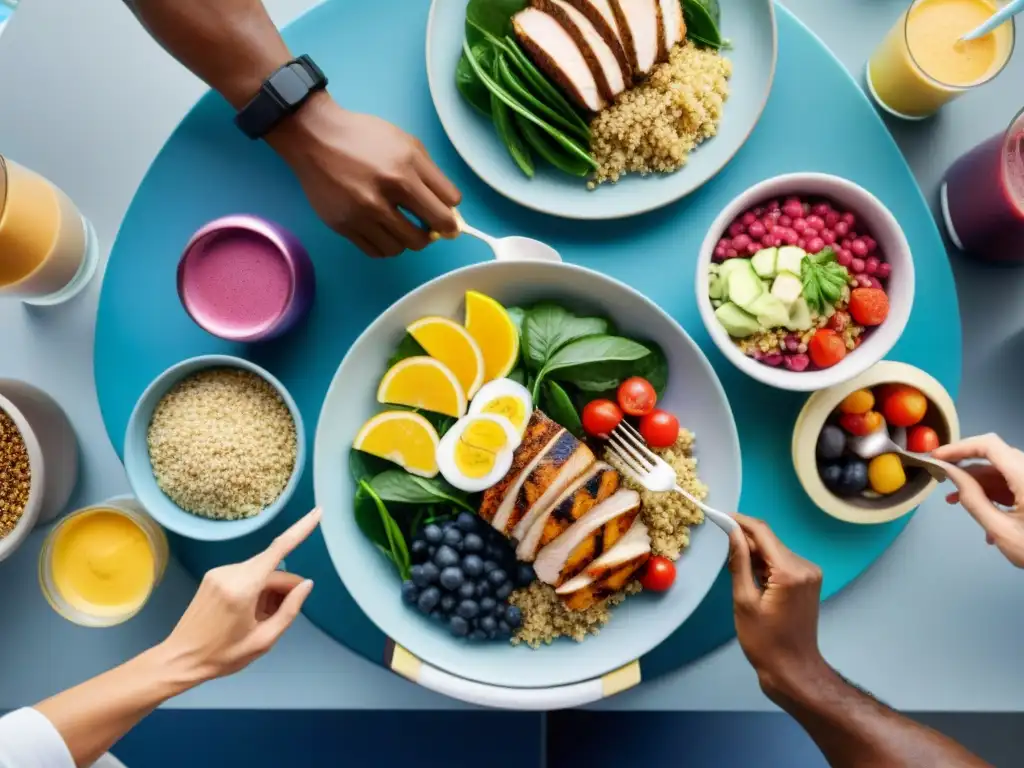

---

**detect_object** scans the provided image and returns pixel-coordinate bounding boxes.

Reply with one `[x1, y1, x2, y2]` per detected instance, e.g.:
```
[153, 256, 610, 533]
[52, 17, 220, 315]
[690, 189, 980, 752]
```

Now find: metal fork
[607, 421, 739, 535]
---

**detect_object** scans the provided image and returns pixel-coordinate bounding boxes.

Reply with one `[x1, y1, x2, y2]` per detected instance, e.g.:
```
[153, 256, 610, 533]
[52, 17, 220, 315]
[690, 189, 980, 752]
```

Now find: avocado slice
[748, 293, 790, 328]
[715, 302, 761, 338]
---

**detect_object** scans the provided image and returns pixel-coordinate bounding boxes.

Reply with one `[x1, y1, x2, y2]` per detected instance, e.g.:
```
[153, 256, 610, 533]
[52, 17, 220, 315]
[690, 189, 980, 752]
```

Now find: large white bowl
[314, 258, 741, 695]
[696, 173, 915, 392]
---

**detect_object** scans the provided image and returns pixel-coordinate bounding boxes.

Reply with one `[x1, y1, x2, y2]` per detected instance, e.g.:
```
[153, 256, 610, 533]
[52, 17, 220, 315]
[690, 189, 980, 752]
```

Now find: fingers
[348, 230, 384, 258]
[727, 524, 760, 608]
[399, 175, 460, 238]
[932, 434, 1020, 473]
[944, 464, 1016, 507]
[265, 570, 305, 593]
[943, 462, 1018, 540]
[254, 508, 323, 572]
[415, 152, 461, 208]
[733, 513, 787, 567]
[254, 579, 314, 647]
[381, 207, 432, 252]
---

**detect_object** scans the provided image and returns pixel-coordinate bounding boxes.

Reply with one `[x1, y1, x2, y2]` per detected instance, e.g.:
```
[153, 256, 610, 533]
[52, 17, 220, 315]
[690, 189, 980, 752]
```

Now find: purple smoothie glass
[177, 215, 316, 342]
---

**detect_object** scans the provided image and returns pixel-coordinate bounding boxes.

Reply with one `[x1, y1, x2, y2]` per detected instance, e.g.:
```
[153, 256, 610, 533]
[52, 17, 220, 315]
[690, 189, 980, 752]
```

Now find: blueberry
[434, 545, 460, 569]
[443, 527, 463, 547]
[440, 594, 456, 613]
[495, 582, 513, 601]
[480, 597, 497, 615]
[417, 587, 440, 614]
[449, 615, 470, 637]
[486, 544, 506, 560]
[430, 610, 445, 623]
[475, 581, 492, 598]
[423, 524, 443, 544]
[817, 425, 846, 461]
[463, 533, 484, 553]
[480, 615, 498, 633]
[410, 565, 429, 588]
[459, 582, 476, 600]
[462, 554, 484, 577]
[427, 545, 437, 559]
[457, 599, 480, 619]
[456, 512, 479, 532]
[468, 629, 488, 641]
[515, 563, 536, 587]
[483, 559, 499, 574]
[820, 461, 843, 493]
[442, 519, 456, 532]
[410, 539, 430, 563]
[836, 457, 869, 495]
[488, 569, 508, 586]
[497, 621, 511, 637]
[401, 581, 419, 605]
[504, 605, 523, 629]
[440, 566, 465, 591]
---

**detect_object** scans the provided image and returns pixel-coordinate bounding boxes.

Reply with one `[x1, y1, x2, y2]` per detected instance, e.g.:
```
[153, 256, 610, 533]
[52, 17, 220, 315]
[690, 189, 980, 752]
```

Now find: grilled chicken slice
[513, 7, 607, 112]
[556, 519, 651, 610]
[516, 461, 620, 561]
[534, 489, 641, 586]
[479, 411, 562, 525]
[658, 0, 686, 55]
[562, 0, 633, 82]
[537, 0, 628, 102]
[507, 433, 595, 540]
[609, 0, 663, 77]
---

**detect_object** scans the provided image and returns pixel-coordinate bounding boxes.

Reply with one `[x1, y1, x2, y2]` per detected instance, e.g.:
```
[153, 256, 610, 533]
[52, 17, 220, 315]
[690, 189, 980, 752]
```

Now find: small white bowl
[0, 380, 79, 563]
[696, 173, 915, 392]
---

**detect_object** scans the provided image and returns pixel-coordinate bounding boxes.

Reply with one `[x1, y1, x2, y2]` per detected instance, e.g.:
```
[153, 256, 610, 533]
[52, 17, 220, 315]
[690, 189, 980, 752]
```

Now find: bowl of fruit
[792, 361, 959, 525]
[697, 173, 914, 392]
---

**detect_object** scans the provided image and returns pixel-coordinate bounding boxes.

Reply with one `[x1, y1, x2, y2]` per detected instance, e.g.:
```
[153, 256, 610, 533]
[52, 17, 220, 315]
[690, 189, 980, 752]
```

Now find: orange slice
[464, 291, 519, 383]
[407, 316, 485, 399]
[377, 356, 467, 418]
[353, 411, 440, 478]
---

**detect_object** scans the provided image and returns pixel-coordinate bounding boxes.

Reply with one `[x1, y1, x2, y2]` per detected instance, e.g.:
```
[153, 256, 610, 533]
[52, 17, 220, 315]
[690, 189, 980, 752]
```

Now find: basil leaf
[456, 44, 495, 117]
[369, 470, 475, 513]
[543, 380, 583, 437]
[388, 334, 427, 368]
[536, 335, 652, 397]
[522, 304, 610, 371]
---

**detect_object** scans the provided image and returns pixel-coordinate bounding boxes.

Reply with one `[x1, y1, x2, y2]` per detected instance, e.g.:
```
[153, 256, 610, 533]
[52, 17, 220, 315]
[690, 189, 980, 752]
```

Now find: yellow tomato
[868, 454, 906, 495]
[840, 389, 875, 415]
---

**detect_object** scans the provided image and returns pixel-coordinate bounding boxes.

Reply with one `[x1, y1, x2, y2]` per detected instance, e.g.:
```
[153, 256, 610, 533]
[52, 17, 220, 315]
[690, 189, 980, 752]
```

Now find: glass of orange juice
[866, 0, 1015, 120]
[0, 156, 100, 305]
[39, 496, 169, 627]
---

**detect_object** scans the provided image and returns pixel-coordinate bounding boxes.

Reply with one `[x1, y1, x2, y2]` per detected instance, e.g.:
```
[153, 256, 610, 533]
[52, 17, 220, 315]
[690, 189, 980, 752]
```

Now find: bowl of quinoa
[124, 355, 304, 541]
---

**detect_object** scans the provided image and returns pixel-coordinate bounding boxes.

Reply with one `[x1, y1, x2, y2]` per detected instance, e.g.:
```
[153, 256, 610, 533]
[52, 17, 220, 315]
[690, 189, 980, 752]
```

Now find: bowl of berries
[697, 173, 914, 392]
[792, 361, 959, 525]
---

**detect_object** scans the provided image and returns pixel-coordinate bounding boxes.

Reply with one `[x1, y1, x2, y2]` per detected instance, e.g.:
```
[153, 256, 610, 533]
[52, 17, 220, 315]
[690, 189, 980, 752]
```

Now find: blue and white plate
[426, 0, 777, 220]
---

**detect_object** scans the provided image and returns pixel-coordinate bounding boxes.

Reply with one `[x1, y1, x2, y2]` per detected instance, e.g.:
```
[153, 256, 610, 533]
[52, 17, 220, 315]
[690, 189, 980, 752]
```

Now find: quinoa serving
[0, 409, 30, 540]
[588, 42, 732, 188]
[147, 368, 297, 520]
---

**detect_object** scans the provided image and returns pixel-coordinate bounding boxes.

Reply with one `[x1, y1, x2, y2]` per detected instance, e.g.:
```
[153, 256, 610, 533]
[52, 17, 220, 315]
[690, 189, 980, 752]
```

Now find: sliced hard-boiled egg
[436, 413, 521, 493]
[469, 378, 533, 436]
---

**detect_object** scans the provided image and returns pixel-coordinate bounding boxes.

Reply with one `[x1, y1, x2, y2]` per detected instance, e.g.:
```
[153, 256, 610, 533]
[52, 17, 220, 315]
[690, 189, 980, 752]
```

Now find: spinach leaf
[516, 115, 593, 177]
[630, 341, 668, 397]
[502, 34, 591, 137]
[692, 0, 720, 26]
[456, 42, 496, 117]
[508, 367, 527, 386]
[461, 40, 597, 169]
[388, 334, 427, 368]
[522, 303, 610, 372]
[497, 54, 590, 144]
[465, 0, 528, 40]
[535, 335, 652, 398]
[357, 480, 411, 580]
[683, 0, 723, 49]
[491, 52, 534, 177]
[349, 449, 393, 484]
[543, 380, 583, 437]
[506, 306, 527, 335]
[369, 470, 475, 513]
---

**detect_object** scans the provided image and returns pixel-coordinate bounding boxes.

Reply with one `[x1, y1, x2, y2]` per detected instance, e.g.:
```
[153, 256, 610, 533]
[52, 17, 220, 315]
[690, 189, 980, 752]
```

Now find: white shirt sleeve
[0, 708, 75, 768]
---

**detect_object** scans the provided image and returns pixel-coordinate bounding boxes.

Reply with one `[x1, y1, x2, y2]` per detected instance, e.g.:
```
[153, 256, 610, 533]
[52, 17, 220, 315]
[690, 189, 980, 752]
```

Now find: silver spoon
[450, 209, 561, 263]
[847, 419, 951, 482]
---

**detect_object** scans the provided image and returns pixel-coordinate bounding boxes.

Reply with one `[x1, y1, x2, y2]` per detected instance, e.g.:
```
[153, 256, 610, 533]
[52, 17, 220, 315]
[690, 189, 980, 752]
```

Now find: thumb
[255, 579, 314, 647]
[728, 526, 759, 608]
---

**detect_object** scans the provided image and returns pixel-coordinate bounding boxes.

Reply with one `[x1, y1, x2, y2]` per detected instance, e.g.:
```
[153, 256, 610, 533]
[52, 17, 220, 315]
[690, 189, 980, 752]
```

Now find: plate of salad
[426, 0, 777, 219]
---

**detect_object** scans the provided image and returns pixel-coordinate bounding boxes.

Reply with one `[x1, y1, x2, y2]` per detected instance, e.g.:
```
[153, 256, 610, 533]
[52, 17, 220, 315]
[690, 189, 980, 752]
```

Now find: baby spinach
[543, 381, 583, 438]
[456, 42, 496, 117]
[692, 0, 721, 26]
[388, 334, 427, 368]
[356, 480, 411, 580]
[506, 306, 527, 334]
[368, 470, 475, 513]
[521, 303, 610, 372]
[501, 34, 590, 138]
[516, 116, 593, 178]
[497, 53, 590, 145]
[508, 367, 527, 386]
[683, 0, 723, 49]
[630, 341, 669, 397]
[491, 53, 535, 177]
[349, 449, 393, 484]
[533, 335, 652, 399]
[465, 0, 528, 40]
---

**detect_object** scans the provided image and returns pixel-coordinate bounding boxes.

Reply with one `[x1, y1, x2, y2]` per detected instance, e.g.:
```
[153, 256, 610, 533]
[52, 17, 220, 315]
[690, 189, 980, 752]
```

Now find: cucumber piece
[748, 293, 790, 328]
[727, 261, 764, 312]
[708, 274, 724, 301]
[777, 246, 807, 276]
[715, 302, 761, 338]
[751, 247, 778, 278]
[771, 271, 803, 308]
[785, 297, 813, 331]
[711, 298, 723, 309]
[708, 263, 720, 274]
[717, 257, 748, 284]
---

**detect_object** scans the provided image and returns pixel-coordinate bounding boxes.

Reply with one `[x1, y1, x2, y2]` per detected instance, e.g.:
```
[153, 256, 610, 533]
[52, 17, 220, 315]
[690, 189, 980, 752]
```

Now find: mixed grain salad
[351, 292, 706, 645]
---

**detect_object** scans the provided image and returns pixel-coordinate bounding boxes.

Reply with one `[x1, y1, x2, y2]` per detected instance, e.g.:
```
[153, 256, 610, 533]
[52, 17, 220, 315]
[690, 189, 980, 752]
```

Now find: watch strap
[235, 55, 327, 140]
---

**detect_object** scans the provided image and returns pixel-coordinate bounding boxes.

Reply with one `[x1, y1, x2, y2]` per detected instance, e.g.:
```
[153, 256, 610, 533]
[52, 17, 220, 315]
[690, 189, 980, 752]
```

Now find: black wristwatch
[234, 55, 328, 140]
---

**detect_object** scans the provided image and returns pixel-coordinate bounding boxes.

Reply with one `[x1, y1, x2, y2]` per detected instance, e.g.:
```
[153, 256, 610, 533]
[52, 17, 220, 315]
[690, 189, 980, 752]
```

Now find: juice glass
[39, 496, 169, 627]
[0, 156, 100, 305]
[941, 106, 1024, 261]
[866, 0, 1015, 120]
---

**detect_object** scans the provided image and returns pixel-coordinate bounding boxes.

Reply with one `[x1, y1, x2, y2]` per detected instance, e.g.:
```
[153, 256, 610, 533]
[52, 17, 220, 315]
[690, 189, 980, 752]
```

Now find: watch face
[269, 67, 310, 108]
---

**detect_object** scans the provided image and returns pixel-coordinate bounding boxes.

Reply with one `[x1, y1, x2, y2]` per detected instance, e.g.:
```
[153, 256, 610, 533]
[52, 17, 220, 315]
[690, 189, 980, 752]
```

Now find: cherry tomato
[617, 377, 657, 416]
[639, 409, 680, 448]
[839, 388, 875, 415]
[868, 454, 906, 495]
[882, 386, 928, 427]
[581, 399, 623, 438]
[849, 288, 890, 326]
[640, 556, 676, 591]
[808, 329, 847, 369]
[839, 410, 884, 437]
[906, 425, 940, 453]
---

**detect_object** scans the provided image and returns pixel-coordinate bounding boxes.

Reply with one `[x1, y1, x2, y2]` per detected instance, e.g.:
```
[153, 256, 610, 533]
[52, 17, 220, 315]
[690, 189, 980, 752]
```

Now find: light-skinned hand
[932, 434, 1024, 567]
[727, 513, 828, 703]
[160, 507, 322, 683]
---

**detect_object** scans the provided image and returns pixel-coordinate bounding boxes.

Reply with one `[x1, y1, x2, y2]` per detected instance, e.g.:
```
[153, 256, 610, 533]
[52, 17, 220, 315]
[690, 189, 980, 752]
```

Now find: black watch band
[235, 55, 328, 140]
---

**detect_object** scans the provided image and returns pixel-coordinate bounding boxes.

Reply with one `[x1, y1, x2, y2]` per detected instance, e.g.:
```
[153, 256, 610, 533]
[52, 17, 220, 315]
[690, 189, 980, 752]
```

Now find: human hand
[270, 94, 461, 257]
[727, 513, 829, 703]
[160, 508, 322, 683]
[933, 434, 1024, 567]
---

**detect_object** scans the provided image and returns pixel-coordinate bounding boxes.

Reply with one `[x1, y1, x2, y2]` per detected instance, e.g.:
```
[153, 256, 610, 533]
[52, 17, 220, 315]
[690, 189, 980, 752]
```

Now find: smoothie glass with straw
[941, 105, 1024, 261]
[0, 156, 100, 305]
[866, 0, 1015, 120]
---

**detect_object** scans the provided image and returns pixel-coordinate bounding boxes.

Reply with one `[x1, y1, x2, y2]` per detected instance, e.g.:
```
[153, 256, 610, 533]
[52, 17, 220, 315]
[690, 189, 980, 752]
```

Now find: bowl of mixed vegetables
[696, 173, 915, 392]
[792, 361, 959, 525]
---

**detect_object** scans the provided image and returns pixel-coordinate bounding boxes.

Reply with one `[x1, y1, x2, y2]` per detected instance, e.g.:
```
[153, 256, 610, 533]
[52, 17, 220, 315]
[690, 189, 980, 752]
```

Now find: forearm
[34, 642, 202, 768]
[767, 662, 990, 768]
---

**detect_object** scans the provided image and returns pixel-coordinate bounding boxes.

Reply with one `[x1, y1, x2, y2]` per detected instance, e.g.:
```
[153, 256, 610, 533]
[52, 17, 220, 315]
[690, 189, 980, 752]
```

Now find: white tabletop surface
[1, 0, 1022, 712]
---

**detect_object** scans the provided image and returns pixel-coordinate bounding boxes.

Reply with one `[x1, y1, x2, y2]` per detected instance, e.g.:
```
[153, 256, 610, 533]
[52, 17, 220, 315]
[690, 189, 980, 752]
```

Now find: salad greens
[491, 53, 535, 177]
[801, 248, 850, 313]
[356, 480, 411, 580]
[542, 380, 584, 438]
[521, 303, 611, 371]
[683, 0, 724, 49]
[368, 470, 475, 512]
[456, 41, 496, 117]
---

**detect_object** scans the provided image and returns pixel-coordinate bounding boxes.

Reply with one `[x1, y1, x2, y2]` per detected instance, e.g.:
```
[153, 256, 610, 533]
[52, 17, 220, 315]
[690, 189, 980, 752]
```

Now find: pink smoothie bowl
[177, 215, 316, 342]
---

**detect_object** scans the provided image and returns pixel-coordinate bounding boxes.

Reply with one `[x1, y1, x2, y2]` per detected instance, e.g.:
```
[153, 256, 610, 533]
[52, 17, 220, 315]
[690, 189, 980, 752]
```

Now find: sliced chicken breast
[556, 519, 651, 610]
[658, 0, 686, 54]
[516, 461, 620, 561]
[533, 489, 641, 585]
[562, 0, 634, 83]
[538, 0, 628, 101]
[513, 7, 607, 112]
[479, 411, 562, 525]
[610, 0, 663, 77]
[487, 431, 570, 534]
